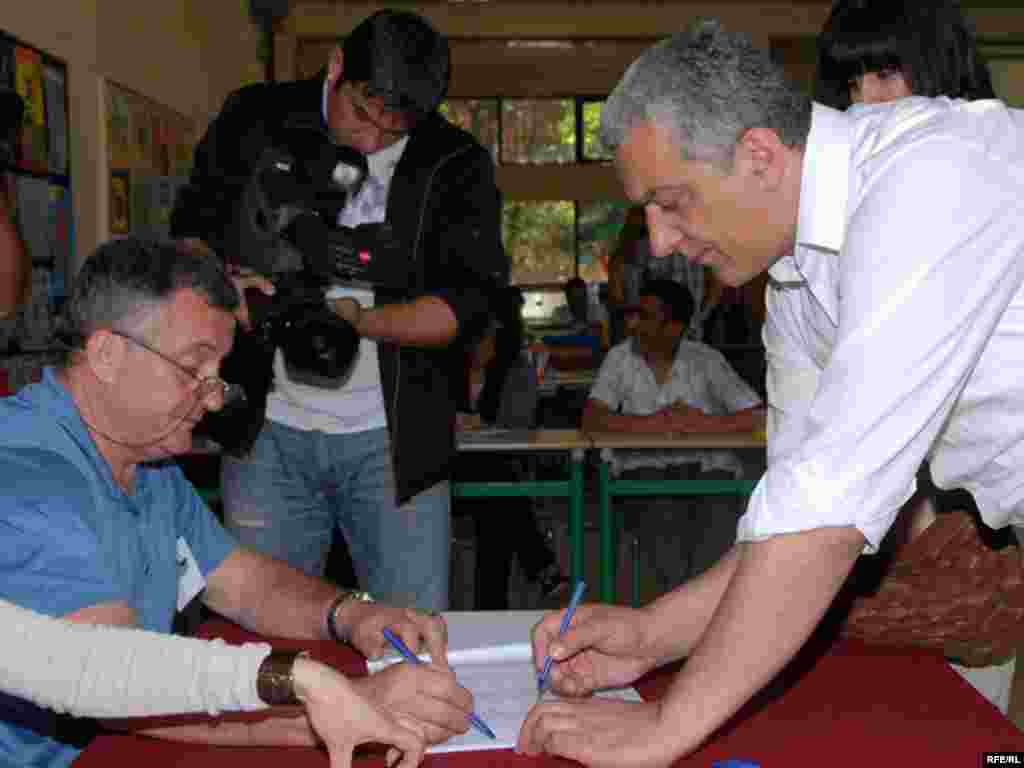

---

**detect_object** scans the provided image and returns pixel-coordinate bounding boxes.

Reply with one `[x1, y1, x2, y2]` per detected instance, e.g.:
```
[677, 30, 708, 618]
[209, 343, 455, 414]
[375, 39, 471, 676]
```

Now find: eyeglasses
[109, 329, 246, 408]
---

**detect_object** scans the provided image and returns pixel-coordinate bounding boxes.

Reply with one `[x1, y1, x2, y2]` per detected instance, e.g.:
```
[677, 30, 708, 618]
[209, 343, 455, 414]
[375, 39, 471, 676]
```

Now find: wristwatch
[256, 650, 309, 706]
[326, 589, 376, 644]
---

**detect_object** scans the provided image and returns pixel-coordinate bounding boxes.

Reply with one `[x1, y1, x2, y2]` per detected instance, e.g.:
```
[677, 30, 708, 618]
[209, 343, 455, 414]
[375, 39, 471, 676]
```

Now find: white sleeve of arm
[0, 599, 271, 717]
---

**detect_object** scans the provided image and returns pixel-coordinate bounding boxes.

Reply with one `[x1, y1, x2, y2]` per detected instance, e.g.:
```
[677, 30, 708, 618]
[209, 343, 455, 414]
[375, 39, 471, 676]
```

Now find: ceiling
[318, 0, 1020, 6]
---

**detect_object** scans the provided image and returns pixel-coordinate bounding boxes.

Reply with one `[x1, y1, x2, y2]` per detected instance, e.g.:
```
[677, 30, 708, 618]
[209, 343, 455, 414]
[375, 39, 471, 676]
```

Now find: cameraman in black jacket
[170, 9, 507, 612]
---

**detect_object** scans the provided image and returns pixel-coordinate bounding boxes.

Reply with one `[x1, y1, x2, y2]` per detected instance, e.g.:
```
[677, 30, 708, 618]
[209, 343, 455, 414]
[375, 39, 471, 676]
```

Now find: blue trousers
[222, 421, 450, 611]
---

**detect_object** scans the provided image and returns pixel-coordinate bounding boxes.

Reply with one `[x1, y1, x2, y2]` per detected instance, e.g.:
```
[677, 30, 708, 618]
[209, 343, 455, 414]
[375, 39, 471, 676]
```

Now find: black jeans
[454, 453, 557, 610]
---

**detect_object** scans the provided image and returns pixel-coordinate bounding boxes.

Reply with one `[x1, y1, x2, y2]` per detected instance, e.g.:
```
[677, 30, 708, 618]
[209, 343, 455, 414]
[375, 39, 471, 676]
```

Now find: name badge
[176, 537, 206, 611]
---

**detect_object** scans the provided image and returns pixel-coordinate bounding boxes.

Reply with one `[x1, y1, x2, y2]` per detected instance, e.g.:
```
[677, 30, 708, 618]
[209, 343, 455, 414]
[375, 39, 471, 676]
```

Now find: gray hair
[58, 237, 239, 363]
[600, 19, 812, 167]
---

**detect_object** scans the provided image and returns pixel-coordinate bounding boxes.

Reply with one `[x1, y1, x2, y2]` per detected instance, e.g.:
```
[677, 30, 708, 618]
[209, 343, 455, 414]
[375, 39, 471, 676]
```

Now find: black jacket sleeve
[420, 140, 508, 347]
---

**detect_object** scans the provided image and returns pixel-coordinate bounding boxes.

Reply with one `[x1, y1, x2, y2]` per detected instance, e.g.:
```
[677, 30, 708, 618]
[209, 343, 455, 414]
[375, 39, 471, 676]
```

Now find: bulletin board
[105, 81, 196, 241]
[0, 29, 72, 357]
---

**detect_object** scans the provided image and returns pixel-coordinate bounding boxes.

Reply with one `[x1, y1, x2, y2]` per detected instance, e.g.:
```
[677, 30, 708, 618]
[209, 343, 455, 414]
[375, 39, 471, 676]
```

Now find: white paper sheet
[368, 610, 642, 753]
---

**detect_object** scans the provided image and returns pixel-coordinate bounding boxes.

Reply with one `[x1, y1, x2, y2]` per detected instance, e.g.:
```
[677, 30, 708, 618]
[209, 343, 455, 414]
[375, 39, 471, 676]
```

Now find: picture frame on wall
[109, 170, 130, 235]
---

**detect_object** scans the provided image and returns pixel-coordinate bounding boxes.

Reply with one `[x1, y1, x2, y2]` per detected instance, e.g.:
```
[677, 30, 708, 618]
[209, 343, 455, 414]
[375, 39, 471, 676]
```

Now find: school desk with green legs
[587, 430, 767, 604]
[453, 428, 591, 589]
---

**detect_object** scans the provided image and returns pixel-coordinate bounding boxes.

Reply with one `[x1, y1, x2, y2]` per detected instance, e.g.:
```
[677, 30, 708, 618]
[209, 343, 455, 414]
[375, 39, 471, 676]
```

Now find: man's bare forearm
[705, 406, 765, 434]
[658, 527, 864, 754]
[119, 713, 316, 748]
[331, 295, 457, 347]
[582, 400, 671, 434]
[203, 548, 340, 640]
[638, 544, 742, 664]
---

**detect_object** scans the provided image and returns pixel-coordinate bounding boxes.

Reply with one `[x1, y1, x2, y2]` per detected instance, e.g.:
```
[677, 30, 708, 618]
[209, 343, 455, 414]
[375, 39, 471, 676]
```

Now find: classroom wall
[1, 0, 262, 275]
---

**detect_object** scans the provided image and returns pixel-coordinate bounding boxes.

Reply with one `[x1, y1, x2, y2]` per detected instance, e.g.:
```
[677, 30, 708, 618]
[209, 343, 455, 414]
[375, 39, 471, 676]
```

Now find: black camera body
[198, 139, 408, 455]
[234, 142, 410, 387]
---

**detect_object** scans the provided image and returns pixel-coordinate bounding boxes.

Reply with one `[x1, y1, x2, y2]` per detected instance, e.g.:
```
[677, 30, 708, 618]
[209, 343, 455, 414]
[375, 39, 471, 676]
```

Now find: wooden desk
[454, 429, 591, 588]
[72, 618, 1024, 767]
[587, 431, 766, 604]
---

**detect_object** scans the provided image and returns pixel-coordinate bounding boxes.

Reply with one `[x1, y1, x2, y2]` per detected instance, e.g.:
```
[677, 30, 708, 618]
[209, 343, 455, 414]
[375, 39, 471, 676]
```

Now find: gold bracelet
[256, 650, 308, 706]
[326, 590, 376, 644]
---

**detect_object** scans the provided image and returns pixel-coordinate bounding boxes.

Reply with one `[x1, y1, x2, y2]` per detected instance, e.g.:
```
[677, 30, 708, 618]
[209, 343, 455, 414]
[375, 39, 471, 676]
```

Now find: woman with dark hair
[816, 0, 994, 109]
[454, 286, 568, 609]
[815, 0, 1020, 717]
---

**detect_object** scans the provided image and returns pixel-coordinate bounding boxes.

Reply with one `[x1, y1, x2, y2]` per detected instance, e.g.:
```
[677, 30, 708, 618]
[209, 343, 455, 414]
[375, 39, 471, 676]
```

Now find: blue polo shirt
[0, 368, 238, 768]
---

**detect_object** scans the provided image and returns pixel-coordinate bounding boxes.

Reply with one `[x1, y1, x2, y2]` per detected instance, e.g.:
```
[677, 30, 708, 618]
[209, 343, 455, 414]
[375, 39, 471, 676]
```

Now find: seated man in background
[582, 279, 763, 590]
[0, 237, 473, 768]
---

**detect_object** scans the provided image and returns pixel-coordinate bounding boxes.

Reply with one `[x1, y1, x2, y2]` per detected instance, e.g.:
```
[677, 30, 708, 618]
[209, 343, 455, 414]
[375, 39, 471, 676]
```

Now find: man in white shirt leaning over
[518, 20, 1024, 768]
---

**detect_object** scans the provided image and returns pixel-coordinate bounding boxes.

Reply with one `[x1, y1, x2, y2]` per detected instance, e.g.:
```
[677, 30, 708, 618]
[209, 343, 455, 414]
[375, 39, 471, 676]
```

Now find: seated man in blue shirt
[0, 237, 474, 768]
[582, 279, 764, 590]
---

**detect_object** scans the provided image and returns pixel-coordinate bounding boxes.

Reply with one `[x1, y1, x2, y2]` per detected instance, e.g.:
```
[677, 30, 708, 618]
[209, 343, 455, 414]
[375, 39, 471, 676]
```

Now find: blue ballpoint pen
[537, 580, 587, 700]
[381, 627, 496, 740]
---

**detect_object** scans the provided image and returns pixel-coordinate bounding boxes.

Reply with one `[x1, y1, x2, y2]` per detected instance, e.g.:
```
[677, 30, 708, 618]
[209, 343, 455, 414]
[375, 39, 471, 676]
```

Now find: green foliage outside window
[582, 100, 612, 160]
[502, 201, 575, 284]
[501, 99, 575, 164]
[443, 97, 623, 287]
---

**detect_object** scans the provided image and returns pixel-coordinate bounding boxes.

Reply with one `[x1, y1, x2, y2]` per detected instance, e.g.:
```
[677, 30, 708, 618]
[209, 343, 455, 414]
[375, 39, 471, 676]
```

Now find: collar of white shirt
[767, 103, 853, 325]
[365, 134, 409, 189]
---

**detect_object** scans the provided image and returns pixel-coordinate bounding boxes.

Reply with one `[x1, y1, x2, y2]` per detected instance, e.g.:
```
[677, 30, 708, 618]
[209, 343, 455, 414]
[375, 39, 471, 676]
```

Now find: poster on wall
[105, 81, 195, 241]
[43, 64, 67, 175]
[14, 44, 47, 173]
[132, 95, 153, 172]
[14, 175, 52, 264]
[107, 88, 134, 170]
[109, 170, 131, 235]
[106, 81, 196, 178]
[48, 183, 72, 298]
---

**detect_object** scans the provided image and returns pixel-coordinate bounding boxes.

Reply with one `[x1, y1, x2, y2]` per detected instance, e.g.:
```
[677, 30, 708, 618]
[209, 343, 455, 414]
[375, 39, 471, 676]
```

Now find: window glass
[439, 99, 499, 159]
[582, 100, 612, 160]
[503, 200, 574, 284]
[501, 99, 575, 164]
[578, 201, 626, 283]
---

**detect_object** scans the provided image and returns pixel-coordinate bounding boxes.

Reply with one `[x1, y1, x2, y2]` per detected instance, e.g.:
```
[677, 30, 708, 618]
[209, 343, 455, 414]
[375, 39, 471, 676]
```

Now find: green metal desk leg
[598, 460, 615, 603]
[568, 449, 586, 591]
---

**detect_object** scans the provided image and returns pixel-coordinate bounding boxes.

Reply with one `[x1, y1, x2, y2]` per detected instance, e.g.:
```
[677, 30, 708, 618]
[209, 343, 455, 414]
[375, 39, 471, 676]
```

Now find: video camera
[231, 138, 408, 389]
[196, 135, 409, 456]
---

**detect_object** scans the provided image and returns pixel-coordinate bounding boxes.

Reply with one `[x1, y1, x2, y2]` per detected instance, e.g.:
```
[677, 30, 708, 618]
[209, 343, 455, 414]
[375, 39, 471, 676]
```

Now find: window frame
[443, 95, 622, 288]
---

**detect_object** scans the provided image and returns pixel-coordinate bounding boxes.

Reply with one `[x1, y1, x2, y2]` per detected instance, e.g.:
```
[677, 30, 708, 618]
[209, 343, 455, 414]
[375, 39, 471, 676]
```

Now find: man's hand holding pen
[519, 600, 678, 767]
